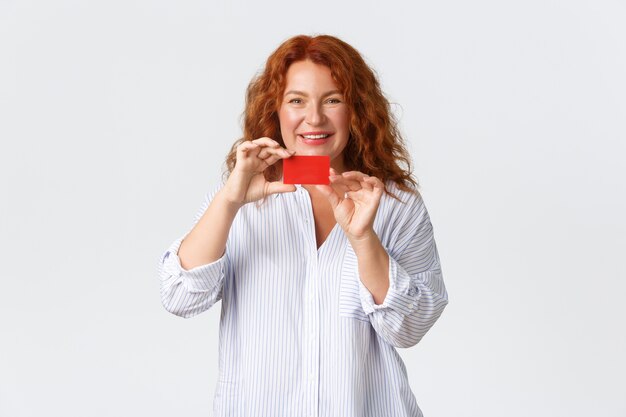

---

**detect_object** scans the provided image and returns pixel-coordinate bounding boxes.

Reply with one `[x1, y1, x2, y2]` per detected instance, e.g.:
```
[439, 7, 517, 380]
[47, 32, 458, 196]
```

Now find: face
[278, 60, 350, 173]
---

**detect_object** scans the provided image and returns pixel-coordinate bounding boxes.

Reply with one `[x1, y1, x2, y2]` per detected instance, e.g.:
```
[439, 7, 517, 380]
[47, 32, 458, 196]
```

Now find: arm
[178, 189, 242, 269]
[356, 193, 448, 348]
[349, 231, 390, 305]
[158, 138, 296, 318]
[158, 182, 237, 318]
[315, 171, 448, 348]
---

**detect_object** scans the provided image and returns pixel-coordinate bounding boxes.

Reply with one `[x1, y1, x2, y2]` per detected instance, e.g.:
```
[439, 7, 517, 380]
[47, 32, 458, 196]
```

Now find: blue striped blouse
[158, 180, 448, 417]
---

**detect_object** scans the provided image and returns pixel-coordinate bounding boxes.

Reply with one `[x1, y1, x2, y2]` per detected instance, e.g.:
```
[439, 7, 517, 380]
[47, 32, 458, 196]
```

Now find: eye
[288, 98, 303, 104]
[326, 97, 342, 104]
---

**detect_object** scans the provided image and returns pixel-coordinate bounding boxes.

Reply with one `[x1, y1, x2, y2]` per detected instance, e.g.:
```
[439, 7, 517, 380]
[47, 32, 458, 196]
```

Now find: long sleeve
[157, 182, 230, 318]
[357, 191, 448, 348]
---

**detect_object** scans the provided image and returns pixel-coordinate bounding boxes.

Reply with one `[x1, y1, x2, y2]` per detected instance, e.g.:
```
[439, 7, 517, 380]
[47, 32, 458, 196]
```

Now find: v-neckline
[317, 221, 339, 253]
[298, 184, 339, 253]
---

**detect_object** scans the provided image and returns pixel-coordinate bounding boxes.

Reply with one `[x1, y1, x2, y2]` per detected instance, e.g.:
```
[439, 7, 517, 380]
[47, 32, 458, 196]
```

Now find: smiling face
[278, 60, 350, 173]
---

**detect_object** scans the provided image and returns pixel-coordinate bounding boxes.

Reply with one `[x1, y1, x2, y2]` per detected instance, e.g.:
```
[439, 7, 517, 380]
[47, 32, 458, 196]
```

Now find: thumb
[266, 181, 297, 195]
[315, 184, 341, 209]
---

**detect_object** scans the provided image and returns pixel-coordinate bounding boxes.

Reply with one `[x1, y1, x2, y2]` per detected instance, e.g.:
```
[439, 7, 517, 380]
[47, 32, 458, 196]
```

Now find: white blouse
[158, 180, 448, 417]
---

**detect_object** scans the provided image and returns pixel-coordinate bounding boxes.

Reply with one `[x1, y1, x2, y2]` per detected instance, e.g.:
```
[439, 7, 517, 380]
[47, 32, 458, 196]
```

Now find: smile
[298, 133, 333, 145]
[298, 131, 334, 140]
[302, 134, 330, 139]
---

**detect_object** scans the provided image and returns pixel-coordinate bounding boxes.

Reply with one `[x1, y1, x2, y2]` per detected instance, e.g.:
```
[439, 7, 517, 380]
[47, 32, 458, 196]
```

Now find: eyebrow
[284, 89, 342, 97]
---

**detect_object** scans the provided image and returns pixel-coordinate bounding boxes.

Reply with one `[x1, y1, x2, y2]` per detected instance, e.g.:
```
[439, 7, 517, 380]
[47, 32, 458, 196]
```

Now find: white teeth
[302, 134, 330, 139]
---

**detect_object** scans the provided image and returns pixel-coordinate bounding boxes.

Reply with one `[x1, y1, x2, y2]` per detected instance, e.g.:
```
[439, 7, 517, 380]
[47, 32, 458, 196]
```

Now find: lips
[301, 134, 329, 139]
[298, 131, 334, 139]
[298, 132, 333, 145]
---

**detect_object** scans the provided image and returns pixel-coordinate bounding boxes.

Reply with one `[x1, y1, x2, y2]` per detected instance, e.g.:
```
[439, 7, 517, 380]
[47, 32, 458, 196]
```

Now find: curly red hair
[223, 34, 418, 201]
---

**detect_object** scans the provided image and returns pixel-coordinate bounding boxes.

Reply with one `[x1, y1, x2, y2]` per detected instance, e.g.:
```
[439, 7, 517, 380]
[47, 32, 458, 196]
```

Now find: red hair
[223, 34, 418, 201]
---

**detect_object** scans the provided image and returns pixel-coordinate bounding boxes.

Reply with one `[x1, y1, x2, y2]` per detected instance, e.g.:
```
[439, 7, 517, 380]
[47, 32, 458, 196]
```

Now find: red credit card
[283, 155, 330, 185]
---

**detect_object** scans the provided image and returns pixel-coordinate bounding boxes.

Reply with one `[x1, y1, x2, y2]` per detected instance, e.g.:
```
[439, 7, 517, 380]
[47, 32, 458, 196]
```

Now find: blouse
[158, 179, 448, 417]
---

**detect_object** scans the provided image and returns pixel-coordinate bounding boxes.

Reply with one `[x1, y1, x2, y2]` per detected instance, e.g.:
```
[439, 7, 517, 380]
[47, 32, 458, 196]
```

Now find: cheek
[278, 108, 300, 130]
[330, 108, 350, 131]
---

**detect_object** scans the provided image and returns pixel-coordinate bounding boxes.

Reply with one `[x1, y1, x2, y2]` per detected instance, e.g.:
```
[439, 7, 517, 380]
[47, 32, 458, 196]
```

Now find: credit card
[283, 155, 330, 185]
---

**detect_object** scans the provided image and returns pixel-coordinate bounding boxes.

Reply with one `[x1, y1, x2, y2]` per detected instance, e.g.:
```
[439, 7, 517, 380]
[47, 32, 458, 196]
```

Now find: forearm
[349, 230, 390, 305]
[178, 190, 242, 269]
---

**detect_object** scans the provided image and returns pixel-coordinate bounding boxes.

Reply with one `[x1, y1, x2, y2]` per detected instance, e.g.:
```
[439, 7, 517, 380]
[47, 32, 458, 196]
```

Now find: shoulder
[373, 180, 431, 256]
[382, 180, 425, 211]
[192, 180, 228, 223]
[379, 180, 432, 233]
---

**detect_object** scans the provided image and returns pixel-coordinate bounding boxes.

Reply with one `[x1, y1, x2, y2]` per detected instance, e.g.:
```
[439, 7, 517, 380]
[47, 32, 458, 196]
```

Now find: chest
[231, 195, 347, 307]
[309, 197, 337, 250]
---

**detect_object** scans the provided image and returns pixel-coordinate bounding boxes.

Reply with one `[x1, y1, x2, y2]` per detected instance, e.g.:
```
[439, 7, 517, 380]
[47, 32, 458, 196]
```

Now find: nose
[305, 103, 325, 126]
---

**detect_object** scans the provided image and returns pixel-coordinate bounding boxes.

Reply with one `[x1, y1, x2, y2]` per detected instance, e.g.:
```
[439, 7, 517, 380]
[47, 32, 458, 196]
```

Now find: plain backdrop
[1, 0, 625, 416]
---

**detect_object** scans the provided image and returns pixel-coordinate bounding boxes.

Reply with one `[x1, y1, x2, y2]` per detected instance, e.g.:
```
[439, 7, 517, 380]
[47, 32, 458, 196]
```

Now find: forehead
[283, 60, 339, 93]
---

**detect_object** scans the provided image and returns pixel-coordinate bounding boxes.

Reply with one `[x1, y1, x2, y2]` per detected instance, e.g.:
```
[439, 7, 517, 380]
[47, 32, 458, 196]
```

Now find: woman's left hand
[315, 168, 384, 241]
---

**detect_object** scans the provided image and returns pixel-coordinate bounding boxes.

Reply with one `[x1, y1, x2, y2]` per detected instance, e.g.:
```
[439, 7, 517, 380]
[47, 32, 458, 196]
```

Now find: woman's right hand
[221, 137, 296, 206]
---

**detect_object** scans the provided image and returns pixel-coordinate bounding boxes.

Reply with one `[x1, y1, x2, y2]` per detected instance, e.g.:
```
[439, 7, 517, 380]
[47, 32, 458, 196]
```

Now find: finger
[258, 146, 294, 160]
[327, 177, 351, 194]
[330, 175, 363, 191]
[345, 190, 358, 200]
[251, 137, 281, 148]
[263, 151, 293, 167]
[257, 146, 271, 159]
[340, 171, 371, 191]
[238, 141, 260, 150]
[364, 177, 385, 194]
[360, 178, 374, 192]
[315, 184, 342, 209]
[238, 141, 261, 155]
[346, 188, 376, 202]
[341, 171, 370, 182]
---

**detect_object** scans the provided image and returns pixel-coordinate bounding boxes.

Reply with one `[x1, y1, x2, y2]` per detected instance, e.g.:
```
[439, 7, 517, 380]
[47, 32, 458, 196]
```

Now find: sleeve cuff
[359, 255, 419, 316]
[160, 235, 227, 292]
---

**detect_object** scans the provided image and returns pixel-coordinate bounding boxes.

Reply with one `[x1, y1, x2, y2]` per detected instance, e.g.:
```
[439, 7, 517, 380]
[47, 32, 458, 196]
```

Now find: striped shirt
[158, 180, 448, 417]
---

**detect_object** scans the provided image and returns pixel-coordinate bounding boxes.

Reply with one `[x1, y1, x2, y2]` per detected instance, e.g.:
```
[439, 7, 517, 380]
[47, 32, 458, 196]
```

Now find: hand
[222, 137, 296, 205]
[315, 168, 385, 241]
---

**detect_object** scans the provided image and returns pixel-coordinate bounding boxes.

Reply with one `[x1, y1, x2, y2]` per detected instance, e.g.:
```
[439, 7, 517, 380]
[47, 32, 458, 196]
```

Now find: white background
[1, 0, 625, 416]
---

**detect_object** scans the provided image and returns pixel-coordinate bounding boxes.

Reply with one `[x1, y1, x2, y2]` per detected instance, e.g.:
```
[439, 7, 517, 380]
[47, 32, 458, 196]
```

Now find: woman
[158, 34, 448, 417]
